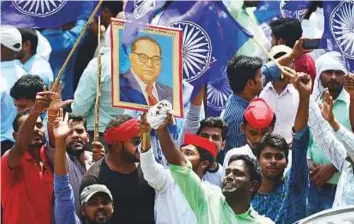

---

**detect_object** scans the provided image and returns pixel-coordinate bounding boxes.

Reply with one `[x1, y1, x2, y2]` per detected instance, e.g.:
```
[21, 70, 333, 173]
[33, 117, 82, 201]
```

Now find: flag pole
[51, 0, 104, 91]
[93, 16, 103, 143]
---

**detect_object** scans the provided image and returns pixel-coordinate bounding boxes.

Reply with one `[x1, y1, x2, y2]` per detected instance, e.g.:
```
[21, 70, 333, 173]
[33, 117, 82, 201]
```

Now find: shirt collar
[24, 146, 49, 164]
[266, 82, 295, 94]
[0, 60, 17, 68]
[335, 88, 350, 104]
[23, 54, 36, 70]
[131, 69, 156, 92]
[232, 94, 249, 107]
[235, 206, 253, 218]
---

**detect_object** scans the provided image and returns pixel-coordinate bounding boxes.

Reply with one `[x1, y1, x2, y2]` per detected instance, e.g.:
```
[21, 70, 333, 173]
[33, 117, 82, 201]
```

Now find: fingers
[60, 99, 74, 108]
[63, 111, 69, 123]
[92, 141, 104, 149]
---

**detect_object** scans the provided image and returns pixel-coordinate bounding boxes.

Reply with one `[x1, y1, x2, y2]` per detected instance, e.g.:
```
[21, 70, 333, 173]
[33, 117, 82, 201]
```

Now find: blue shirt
[223, 62, 280, 151]
[23, 54, 54, 88]
[71, 48, 124, 133]
[0, 61, 26, 142]
[54, 174, 81, 224]
[42, 20, 85, 100]
[252, 127, 310, 224]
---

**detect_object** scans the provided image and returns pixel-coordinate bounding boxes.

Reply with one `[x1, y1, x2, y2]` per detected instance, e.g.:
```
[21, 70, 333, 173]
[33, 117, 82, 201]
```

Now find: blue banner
[322, 1, 354, 72]
[125, 0, 252, 101]
[1, 0, 96, 28]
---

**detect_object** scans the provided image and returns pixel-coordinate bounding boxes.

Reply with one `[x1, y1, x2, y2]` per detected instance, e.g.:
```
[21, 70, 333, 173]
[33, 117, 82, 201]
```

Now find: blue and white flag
[1, 0, 96, 28]
[125, 0, 252, 103]
[207, 75, 232, 117]
[322, 0, 354, 72]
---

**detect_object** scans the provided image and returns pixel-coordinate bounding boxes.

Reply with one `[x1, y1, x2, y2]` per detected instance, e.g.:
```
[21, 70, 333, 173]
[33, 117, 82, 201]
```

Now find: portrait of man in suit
[119, 36, 173, 106]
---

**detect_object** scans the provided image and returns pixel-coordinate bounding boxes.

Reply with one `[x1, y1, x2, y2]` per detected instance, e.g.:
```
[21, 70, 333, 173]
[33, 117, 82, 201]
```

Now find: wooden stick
[93, 16, 103, 142]
[51, 0, 104, 91]
[142, 132, 150, 152]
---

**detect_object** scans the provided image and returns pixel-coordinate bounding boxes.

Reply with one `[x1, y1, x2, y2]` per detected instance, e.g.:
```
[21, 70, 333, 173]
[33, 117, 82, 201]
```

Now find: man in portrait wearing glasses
[120, 36, 173, 106]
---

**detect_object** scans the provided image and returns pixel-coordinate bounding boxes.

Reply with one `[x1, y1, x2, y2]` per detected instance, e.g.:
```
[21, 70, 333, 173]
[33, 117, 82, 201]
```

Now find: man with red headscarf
[83, 115, 155, 224]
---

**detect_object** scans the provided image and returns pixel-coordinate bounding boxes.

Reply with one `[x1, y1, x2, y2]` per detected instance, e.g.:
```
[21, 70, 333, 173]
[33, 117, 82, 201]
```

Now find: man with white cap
[53, 110, 114, 224]
[1, 26, 26, 153]
[307, 51, 351, 215]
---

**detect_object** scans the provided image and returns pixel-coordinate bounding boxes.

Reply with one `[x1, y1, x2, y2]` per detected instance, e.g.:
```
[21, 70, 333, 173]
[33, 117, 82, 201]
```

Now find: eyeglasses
[133, 52, 161, 65]
[132, 136, 142, 146]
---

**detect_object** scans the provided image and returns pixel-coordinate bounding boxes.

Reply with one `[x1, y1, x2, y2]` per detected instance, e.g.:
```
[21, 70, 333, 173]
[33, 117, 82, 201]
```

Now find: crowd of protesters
[1, 1, 354, 224]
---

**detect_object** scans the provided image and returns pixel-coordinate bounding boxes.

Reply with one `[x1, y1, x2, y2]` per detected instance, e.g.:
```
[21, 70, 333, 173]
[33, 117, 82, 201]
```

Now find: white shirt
[203, 163, 223, 187]
[260, 83, 299, 143]
[140, 148, 197, 224]
[309, 98, 354, 208]
[23, 54, 54, 87]
[131, 69, 159, 103]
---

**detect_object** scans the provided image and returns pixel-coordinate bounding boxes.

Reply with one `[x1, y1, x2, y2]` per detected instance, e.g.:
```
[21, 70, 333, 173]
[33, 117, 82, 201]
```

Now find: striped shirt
[309, 98, 354, 208]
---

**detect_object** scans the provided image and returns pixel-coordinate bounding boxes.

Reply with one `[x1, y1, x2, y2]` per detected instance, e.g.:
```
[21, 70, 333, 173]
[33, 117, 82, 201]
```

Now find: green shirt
[169, 163, 274, 224]
[307, 89, 351, 184]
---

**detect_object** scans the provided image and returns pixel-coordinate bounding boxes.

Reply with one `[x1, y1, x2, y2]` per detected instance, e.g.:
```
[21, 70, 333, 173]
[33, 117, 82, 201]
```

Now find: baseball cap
[80, 184, 113, 205]
[269, 45, 292, 59]
[244, 98, 274, 129]
[0, 26, 22, 52]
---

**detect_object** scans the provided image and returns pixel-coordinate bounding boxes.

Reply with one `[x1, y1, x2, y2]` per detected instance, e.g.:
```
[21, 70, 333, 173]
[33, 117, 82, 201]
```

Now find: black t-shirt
[85, 158, 155, 224]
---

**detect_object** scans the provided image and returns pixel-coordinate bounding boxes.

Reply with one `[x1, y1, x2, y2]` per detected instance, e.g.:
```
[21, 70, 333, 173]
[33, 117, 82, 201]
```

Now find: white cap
[315, 51, 348, 75]
[269, 45, 292, 59]
[0, 26, 22, 52]
[80, 184, 113, 205]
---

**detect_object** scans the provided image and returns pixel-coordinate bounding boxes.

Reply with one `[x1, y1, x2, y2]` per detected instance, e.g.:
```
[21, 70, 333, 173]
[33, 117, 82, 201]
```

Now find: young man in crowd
[251, 73, 312, 223]
[223, 39, 309, 159]
[1, 26, 26, 153]
[307, 52, 352, 215]
[179, 87, 228, 186]
[53, 110, 114, 224]
[1, 90, 54, 224]
[309, 84, 354, 208]
[139, 124, 217, 223]
[152, 104, 274, 223]
[17, 28, 54, 88]
[83, 115, 155, 224]
[269, 18, 316, 86]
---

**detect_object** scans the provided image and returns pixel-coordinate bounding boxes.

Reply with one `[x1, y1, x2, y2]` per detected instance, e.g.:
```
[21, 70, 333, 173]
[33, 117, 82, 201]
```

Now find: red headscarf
[184, 133, 217, 158]
[104, 119, 140, 144]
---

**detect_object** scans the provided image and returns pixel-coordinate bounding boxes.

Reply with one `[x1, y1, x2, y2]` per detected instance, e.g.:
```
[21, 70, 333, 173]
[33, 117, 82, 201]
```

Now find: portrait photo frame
[111, 19, 183, 117]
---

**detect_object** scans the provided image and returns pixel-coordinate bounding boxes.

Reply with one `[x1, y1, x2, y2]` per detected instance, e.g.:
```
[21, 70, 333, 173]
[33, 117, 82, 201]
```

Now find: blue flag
[125, 0, 252, 99]
[322, 1, 354, 72]
[207, 74, 232, 117]
[1, 0, 96, 28]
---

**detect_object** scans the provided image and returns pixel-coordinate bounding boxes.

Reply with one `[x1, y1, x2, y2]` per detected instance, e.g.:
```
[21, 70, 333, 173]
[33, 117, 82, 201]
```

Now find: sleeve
[178, 104, 202, 146]
[261, 62, 280, 85]
[71, 59, 97, 117]
[308, 99, 347, 170]
[54, 174, 81, 224]
[288, 126, 310, 193]
[139, 147, 170, 191]
[169, 162, 206, 212]
[335, 124, 354, 156]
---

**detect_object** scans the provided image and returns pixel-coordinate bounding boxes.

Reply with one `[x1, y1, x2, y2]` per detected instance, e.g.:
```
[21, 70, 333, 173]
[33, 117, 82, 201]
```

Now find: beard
[66, 143, 87, 157]
[121, 145, 139, 163]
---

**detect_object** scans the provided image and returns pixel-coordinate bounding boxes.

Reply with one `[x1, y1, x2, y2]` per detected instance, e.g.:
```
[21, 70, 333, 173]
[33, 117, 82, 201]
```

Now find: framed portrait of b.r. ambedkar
[111, 19, 183, 117]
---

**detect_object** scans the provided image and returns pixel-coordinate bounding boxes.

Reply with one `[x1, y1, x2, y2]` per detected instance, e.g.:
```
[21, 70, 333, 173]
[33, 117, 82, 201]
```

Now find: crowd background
[1, 0, 354, 224]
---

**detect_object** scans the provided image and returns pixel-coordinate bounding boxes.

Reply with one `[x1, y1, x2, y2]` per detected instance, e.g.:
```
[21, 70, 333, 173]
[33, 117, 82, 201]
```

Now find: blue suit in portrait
[120, 70, 173, 105]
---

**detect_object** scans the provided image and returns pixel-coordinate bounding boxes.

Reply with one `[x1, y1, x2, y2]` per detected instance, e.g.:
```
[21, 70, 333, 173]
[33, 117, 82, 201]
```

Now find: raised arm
[344, 74, 354, 131]
[157, 114, 187, 167]
[53, 110, 81, 224]
[139, 117, 170, 191]
[7, 88, 54, 169]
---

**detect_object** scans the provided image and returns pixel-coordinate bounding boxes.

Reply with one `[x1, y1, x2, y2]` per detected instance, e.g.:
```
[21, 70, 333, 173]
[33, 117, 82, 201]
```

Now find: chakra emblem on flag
[280, 0, 308, 20]
[12, 0, 67, 17]
[330, 0, 354, 59]
[207, 75, 232, 113]
[133, 0, 156, 19]
[168, 21, 212, 82]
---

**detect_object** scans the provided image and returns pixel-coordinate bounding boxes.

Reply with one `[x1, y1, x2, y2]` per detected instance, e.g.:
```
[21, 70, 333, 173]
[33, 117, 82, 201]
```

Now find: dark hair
[228, 154, 261, 184]
[12, 110, 30, 132]
[18, 28, 38, 55]
[242, 113, 277, 130]
[102, 0, 123, 16]
[69, 114, 87, 130]
[131, 36, 162, 55]
[270, 18, 302, 48]
[256, 133, 289, 161]
[227, 55, 263, 94]
[10, 75, 45, 101]
[197, 117, 228, 140]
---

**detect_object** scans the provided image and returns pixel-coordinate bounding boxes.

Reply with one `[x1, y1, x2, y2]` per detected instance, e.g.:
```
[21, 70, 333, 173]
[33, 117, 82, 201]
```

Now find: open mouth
[71, 141, 83, 148]
[96, 211, 107, 221]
